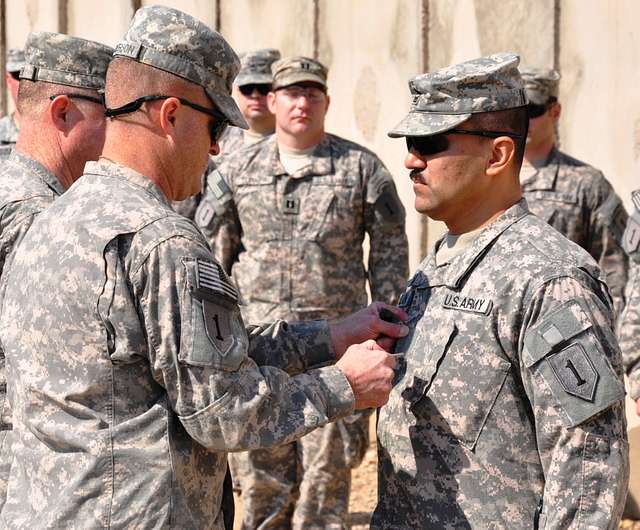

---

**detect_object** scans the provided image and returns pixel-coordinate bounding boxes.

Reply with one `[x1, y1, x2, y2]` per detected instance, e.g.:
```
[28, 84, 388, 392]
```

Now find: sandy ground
[235, 416, 639, 529]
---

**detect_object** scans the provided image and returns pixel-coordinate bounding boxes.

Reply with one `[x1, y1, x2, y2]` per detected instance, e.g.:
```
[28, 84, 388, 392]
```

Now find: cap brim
[387, 111, 471, 138]
[273, 72, 326, 90]
[207, 89, 249, 129]
[234, 73, 273, 86]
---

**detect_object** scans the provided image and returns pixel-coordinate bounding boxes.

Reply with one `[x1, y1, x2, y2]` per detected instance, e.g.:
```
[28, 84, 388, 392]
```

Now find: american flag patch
[195, 259, 238, 302]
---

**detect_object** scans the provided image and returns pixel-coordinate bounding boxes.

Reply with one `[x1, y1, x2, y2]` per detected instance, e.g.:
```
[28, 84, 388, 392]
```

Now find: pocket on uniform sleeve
[523, 299, 625, 427]
[179, 258, 248, 372]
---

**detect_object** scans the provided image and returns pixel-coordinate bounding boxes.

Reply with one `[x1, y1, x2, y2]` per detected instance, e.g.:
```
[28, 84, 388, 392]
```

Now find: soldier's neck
[524, 138, 555, 166]
[247, 115, 275, 136]
[276, 128, 325, 151]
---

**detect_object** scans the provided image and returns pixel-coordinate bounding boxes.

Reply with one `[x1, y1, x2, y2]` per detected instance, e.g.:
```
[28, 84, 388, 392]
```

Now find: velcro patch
[194, 259, 238, 303]
[208, 169, 232, 202]
[623, 213, 640, 254]
[632, 190, 640, 212]
[442, 293, 492, 315]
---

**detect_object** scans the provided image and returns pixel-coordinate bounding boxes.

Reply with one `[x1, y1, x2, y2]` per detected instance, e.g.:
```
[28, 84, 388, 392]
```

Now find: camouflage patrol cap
[520, 67, 560, 105]
[235, 48, 281, 86]
[114, 5, 248, 129]
[19, 32, 113, 90]
[388, 52, 527, 138]
[6, 48, 25, 73]
[272, 56, 327, 90]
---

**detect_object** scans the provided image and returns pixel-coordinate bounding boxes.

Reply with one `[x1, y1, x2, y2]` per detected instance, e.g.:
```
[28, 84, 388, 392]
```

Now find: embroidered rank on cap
[195, 259, 238, 302]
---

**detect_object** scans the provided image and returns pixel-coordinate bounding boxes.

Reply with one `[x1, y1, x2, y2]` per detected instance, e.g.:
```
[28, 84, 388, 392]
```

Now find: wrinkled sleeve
[131, 236, 354, 453]
[246, 320, 336, 375]
[589, 180, 628, 317]
[363, 157, 409, 304]
[520, 275, 628, 529]
[194, 162, 243, 274]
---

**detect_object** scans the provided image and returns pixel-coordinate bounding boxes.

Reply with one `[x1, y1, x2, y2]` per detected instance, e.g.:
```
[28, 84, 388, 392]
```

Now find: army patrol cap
[388, 52, 527, 138]
[113, 5, 248, 129]
[6, 48, 25, 74]
[520, 66, 560, 105]
[272, 56, 327, 90]
[235, 48, 281, 86]
[19, 32, 113, 90]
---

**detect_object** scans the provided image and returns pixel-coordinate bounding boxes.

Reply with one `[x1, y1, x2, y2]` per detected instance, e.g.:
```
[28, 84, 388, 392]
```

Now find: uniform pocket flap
[523, 300, 593, 367]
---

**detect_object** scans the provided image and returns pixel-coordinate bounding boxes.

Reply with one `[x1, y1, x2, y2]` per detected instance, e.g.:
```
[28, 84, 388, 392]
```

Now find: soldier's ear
[267, 91, 277, 114]
[486, 136, 515, 177]
[48, 95, 73, 131]
[549, 102, 561, 120]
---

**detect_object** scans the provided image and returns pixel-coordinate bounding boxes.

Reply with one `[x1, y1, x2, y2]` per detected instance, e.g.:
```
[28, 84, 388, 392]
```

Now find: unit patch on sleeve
[623, 212, 640, 254]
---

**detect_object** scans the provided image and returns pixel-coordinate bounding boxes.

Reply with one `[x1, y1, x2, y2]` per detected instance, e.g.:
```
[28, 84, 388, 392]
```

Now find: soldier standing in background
[618, 193, 640, 417]
[0, 48, 26, 159]
[173, 48, 279, 221]
[520, 67, 628, 316]
[0, 31, 112, 511]
[373, 53, 628, 529]
[0, 7, 404, 528]
[196, 56, 409, 529]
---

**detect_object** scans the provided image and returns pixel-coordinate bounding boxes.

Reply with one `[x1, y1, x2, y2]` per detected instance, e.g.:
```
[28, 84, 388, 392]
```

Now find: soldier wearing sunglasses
[172, 48, 280, 222]
[520, 67, 628, 317]
[0, 31, 113, 513]
[0, 48, 26, 159]
[372, 53, 628, 529]
[196, 55, 409, 529]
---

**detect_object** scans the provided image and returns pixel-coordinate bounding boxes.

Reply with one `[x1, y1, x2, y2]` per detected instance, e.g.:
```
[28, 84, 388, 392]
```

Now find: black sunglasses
[104, 94, 229, 144]
[406, 129, 524, 157]
[238, 84, 271, 96]
[49, 93, 104, 106]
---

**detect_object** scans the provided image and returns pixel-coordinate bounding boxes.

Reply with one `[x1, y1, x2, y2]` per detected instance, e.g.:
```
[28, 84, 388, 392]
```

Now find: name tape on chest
[195, 259, 238, 303]
[442, 293, 493, 315]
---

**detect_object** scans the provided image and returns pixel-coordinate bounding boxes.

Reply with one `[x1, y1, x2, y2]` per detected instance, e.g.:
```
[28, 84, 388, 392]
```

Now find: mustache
[410, 169, 424, 181]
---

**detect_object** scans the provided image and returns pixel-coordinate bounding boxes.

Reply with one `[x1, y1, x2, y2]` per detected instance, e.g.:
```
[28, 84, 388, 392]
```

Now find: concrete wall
[2, 0, 639, 268]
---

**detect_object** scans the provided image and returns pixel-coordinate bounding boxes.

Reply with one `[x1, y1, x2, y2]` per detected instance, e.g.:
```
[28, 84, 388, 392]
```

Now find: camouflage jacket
[195, 133, 409, 323]
[0, 151, 63, 510]
[618, 189, 640, 400]
[0, 115, 19, 161]
[217, 125, 244, 156]
[373, 200, 629, 530]
[522, 147, 628, 315]
[0, 159, 354, 529]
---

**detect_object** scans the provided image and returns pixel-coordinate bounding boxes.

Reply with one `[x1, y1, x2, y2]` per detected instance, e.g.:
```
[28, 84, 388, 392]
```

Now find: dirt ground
[235, 416, 639, 529]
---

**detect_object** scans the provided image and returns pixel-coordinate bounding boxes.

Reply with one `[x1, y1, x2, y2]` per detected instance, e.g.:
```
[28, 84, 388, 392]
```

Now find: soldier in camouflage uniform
[618, 193, 640, 417]
[195, 56, 408, 529]
[0, 7, 404, 528]
[520, 67, 628, 316]
[0, 49, 26, 159]
[173, 48, 279, 221]
[372, 52, 629, 529]
[0, 32, 112, 512]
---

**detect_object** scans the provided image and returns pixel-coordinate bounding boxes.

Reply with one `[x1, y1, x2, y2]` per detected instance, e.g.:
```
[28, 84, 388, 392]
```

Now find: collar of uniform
[520, 146, 560, 191]
[10, 149, 65, 196]
[85, 158, 171, 207]
[420, 198, 531, 288]
[272, 134, 333, 178]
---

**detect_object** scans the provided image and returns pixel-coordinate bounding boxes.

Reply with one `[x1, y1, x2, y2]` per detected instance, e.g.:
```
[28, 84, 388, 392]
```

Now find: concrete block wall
[2, 0, 639, 268]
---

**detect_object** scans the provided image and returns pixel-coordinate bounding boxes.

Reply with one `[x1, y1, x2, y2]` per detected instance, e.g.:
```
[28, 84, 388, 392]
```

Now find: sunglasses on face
[238, 84, 271, 97]
[406, 129, 524, 157]
[527, 103, 549, 119]
[277, 85, 326, 103]
[104, 94, 229, 144]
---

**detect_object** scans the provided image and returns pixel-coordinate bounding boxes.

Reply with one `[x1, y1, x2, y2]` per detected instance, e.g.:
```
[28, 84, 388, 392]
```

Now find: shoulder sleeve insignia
[623, 212, 640, 254]
[632, 190, 640, 212]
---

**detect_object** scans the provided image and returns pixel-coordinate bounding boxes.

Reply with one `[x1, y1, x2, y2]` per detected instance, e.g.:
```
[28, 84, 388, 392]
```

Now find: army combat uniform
[0, 8, 356, 529]
[196, 57, 408, 529]
[0, 33, 113, 513]
[520, 68, 628, 316]
[373, 53, 629, 529]
[618, 190, 640, 401]
[0, 48, 26, 160]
